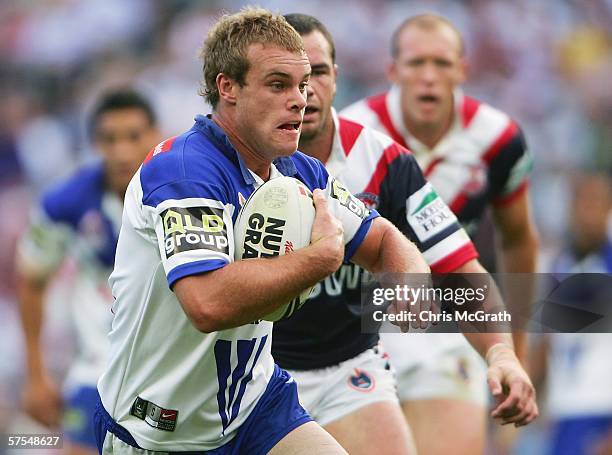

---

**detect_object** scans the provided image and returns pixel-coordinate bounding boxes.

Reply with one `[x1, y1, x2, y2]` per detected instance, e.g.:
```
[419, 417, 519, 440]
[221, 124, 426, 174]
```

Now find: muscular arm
[174, 189, 345, 332]
[452, 258, 514, 357]
[493, 190, 539, 363]
[454, 258, 538, 426]
[351, 216, 429, 274]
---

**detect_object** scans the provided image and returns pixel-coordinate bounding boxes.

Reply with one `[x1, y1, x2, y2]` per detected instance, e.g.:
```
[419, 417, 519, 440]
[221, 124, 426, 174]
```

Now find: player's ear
[216, 73, 238, 105]
[332, 63, 339, 95]
[457, 56, 468, 85]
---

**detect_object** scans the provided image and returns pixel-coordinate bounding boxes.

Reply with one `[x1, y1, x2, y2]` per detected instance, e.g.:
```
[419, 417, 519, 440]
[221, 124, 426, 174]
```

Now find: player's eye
[97, 133, 116, 145]
[299, 82, 308, 92]
[270, 82, 284, 90]
[128, 131, 142, 142]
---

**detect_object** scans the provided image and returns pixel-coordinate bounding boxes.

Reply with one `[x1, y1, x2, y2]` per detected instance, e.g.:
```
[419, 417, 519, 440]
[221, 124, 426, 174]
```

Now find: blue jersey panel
[40, 163, 118, 268]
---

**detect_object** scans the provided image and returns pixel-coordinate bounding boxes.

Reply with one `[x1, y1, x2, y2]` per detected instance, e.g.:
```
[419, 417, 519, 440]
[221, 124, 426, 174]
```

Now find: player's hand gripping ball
[234, 177, 316, 321]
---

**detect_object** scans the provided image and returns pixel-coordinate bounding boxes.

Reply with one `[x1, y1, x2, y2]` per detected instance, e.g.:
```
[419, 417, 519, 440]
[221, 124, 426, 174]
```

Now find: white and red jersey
[341, 86, 532, 237]
[342, 86, 532, 367]
[272, 109, 477, 370]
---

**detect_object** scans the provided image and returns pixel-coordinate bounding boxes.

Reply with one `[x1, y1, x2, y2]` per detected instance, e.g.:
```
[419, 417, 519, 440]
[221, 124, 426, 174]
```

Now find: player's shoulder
[140, 122, 231, 202]
[340, 93, 386, 127]
[41, 162, 105, 224]
[461, 94, 519, 131]
[338, 114, 411, 164]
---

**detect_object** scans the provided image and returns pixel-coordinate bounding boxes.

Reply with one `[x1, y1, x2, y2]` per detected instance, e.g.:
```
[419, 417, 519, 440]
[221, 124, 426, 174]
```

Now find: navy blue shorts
[64, 385, 100, 448]
[94, 364, 312, 454]
[550, 415, 612, 455]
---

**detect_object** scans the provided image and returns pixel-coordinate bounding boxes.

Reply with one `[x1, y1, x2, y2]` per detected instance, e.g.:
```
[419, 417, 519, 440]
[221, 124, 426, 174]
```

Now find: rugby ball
[234, 176, 316, 321]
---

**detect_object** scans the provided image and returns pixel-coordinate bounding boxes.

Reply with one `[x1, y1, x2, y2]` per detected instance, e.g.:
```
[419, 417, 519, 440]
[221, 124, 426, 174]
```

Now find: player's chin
[271, 132, 300, 156]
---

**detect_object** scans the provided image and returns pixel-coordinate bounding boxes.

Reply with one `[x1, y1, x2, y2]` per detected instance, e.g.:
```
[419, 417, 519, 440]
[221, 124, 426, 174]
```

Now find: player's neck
[212, 111, 271, 181]
[404, 107, 454, 150]
[298, 115, 334, 164]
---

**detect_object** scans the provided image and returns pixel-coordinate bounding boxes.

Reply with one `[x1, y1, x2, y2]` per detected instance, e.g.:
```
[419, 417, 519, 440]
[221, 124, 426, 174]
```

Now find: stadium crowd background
[0, 0, 610, 453]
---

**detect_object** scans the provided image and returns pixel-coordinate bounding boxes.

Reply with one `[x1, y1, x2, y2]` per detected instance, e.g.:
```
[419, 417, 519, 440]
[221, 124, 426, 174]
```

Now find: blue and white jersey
[546, 242, 612, 418]
[17, 163, 119, 387]
[98, 115, 376, 451]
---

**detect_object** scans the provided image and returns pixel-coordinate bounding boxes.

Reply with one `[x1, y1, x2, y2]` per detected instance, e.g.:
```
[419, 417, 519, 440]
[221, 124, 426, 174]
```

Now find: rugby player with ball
[94, 8, 431, 454]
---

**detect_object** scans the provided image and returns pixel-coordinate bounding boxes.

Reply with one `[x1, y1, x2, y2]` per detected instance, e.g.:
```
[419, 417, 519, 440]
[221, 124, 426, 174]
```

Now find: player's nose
[289, 86, 307, 111]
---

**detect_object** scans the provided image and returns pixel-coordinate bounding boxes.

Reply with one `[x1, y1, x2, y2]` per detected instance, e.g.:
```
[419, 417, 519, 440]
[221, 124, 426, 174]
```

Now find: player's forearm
[352, 218, 430, 275]
[453, 259, 516, 359]
[500, 225, 538, 273]
[16, 273, 48, 379]
[175, 240, 340, 332]
[501, 226, 538, 364]
[463, 332, 514, 360]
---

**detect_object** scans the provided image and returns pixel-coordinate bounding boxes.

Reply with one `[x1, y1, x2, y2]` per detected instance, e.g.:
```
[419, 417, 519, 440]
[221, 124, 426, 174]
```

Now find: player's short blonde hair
[199, 7, 305, 108]
[391, 13, 465, 57]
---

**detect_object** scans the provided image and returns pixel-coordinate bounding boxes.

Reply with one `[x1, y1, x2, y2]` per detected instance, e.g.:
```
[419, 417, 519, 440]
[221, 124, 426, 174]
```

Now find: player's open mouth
[278, 121, 301, 131]
[418, 94, 439, 104]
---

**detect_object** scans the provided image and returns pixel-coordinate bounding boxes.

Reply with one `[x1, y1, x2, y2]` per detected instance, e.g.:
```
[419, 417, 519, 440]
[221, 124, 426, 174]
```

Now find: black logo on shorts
[161, 206, 229, 258]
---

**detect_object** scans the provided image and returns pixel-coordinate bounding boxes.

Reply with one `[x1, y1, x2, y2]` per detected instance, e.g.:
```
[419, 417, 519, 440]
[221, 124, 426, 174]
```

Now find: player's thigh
[325, 400, 416, 455]
[291, 345, 399, 427]
[393, 342, 488, 455]
[269, 421, 347, 455]
[403, 399, 486, 455]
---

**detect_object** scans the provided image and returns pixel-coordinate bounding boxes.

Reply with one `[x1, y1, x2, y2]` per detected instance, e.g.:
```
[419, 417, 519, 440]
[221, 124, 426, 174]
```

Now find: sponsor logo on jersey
[79, 209, 107, 251]
[241, 214, 286, 258]
[464, 164, 487, 196]
[161, 206, 229, 258]
[308, 263, 363, 299]
[348, 368, 375, 392]
[407, 183, 457, 242]
[144, 136, 177, 164]
[130, 396, 178, 432]
[330, 178, 368, 219]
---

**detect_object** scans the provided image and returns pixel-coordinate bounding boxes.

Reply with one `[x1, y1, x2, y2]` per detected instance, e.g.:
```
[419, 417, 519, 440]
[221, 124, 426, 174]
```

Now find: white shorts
[380, 333, 488, 406]
[101, 433, 148, 454]
[289, 345, 399, 426]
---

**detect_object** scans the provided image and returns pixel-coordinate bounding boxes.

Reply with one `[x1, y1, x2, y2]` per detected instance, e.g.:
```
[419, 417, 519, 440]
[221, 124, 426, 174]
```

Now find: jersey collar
[326, 107, 348, 177]
[193, 114, 298, 185]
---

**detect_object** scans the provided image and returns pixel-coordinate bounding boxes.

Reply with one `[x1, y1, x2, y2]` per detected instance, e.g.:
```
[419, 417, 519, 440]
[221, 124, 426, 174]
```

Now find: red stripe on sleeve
[366, 94, 408, 148]
[493, 180, 529, 207]
[482, 122, 518, 164]
[362, 142, 406, 196]
[461, 96, 480, 128]
[430, 242, 479, 273]
[449, 193, 469, 213]
[338, 117, 364, 156]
